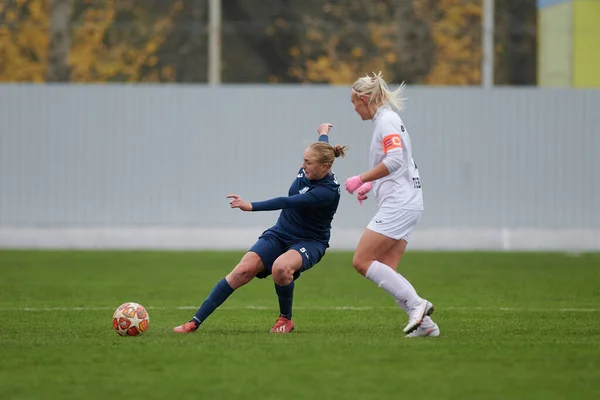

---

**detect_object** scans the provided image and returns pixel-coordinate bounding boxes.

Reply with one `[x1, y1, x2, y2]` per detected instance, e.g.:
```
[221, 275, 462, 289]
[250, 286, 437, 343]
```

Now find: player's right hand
[317, 123, 333, 135]
[344, 175, 363, 194]
[227, 194, 253, 211]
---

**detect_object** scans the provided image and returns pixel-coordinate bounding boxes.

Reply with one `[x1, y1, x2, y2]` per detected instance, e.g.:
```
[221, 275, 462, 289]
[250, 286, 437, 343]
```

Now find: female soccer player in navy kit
[174, 123, 347, 334]
[345, 72, 439, 338]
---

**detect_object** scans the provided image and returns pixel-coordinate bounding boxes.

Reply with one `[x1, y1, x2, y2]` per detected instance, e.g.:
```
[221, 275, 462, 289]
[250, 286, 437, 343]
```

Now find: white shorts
[366, 208, 423, 241]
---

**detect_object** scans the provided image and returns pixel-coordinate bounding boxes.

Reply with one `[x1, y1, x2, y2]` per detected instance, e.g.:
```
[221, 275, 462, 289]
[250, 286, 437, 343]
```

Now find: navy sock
[192, 278, 234, 327]
[275, 281, 294, 320]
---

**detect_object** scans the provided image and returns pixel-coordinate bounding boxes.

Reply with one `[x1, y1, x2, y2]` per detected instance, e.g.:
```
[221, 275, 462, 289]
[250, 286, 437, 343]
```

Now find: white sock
[365, 261, 421, 310]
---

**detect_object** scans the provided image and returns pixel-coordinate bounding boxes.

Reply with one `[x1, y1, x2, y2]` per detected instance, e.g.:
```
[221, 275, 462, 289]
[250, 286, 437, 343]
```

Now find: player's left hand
[356, 182, 372, 206]
[227, 194, 253, 211]
[317, 123, 333, 135]
[344, 175, 363, 194]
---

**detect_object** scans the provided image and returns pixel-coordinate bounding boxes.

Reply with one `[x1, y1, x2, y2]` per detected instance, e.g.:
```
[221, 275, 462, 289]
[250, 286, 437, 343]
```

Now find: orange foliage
[414, 0, 483, 85]
[0, 0, 49, 82]
[286, 0, 484, 85]
[0, 0, 183, 82]
[70, 0, 182, 82]
[286, 3, 415, 85]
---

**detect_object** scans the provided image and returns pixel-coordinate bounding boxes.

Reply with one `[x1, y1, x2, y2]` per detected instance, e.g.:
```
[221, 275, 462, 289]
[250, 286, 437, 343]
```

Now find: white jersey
[369, 106, 423, 210]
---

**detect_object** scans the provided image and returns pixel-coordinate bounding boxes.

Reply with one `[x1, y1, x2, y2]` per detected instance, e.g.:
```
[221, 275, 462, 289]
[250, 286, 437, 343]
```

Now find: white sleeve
[377, 118, 404, 173]
[382, 149, 404, 173]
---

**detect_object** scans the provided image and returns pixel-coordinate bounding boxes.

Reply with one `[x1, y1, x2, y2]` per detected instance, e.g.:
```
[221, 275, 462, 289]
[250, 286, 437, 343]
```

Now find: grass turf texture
[1, 250, 599, 400]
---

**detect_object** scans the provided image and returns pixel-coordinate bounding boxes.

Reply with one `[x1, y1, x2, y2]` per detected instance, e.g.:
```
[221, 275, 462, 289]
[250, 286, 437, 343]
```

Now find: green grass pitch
[1, 250, 599, 399]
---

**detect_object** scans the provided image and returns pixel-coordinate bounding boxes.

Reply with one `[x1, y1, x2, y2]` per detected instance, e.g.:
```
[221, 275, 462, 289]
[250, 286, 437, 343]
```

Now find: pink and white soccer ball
[112, 302, 150, 336]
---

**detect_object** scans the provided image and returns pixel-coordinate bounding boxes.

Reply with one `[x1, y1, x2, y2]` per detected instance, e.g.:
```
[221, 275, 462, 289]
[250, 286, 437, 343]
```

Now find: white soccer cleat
[405, 323, 440, 338]
[403, 299, 434, 334]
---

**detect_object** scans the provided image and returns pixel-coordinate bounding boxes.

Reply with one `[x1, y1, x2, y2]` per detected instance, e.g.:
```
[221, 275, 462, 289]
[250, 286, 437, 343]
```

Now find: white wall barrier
[1, 85, 598, 250]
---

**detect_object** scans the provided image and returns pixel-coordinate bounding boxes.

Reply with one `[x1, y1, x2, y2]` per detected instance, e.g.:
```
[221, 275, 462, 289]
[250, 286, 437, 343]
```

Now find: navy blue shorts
[248, 229, 327, 280]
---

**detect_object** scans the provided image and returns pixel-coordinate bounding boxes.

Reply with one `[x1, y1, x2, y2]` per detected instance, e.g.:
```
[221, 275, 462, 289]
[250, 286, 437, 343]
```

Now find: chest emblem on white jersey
[299, 187, 309, 194]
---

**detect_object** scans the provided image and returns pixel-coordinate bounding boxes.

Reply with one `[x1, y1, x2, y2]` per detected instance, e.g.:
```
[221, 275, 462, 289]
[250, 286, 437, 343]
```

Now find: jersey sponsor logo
[297, 172, 304, 178]
[382, 133, 402, 154]
[299, 187, 309, 194]
[412, 177, 422, 189]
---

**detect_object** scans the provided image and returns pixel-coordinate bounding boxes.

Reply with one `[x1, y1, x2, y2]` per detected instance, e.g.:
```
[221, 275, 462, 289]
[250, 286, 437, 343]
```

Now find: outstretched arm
[250, 193, 325, 211]
[227, 190, 330, 212]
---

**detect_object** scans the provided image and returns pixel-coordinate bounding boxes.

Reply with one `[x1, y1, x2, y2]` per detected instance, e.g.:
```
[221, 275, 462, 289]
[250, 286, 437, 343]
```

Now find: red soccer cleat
[173, 321, 198, 333]
[270, 315, 295, 334]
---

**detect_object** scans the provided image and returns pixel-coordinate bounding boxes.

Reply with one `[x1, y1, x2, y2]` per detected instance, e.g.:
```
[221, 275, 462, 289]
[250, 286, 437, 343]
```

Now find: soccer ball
[112, 302, 150, 336]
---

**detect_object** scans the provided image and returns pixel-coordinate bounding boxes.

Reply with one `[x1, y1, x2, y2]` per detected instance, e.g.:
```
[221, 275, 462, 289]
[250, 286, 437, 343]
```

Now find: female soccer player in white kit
[344, 72, 439, 337]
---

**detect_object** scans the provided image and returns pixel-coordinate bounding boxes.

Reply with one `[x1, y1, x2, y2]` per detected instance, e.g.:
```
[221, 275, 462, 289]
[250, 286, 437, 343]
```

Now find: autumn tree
[221, 0, 435, 84]
[69, 0, 184, 82]
[0, 0, 184, 82]
[0, 0, 48, 82]
[413, 0, 536, 85]
[149, 0, 208, 83]
[413, 0, 483, 85]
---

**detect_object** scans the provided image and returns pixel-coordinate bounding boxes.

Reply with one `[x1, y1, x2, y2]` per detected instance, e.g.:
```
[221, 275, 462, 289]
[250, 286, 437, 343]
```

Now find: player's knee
[272, 262, 294, 285]
[228, 263, 257, 287]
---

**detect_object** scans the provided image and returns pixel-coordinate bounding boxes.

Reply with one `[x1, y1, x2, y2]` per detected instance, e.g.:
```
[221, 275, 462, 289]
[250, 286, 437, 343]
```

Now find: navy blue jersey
[250, 136, 341, 247]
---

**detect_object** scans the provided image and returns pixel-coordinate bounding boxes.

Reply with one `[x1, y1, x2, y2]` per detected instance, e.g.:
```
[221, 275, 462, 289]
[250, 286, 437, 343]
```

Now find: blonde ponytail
[351, 71, 407, 111]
